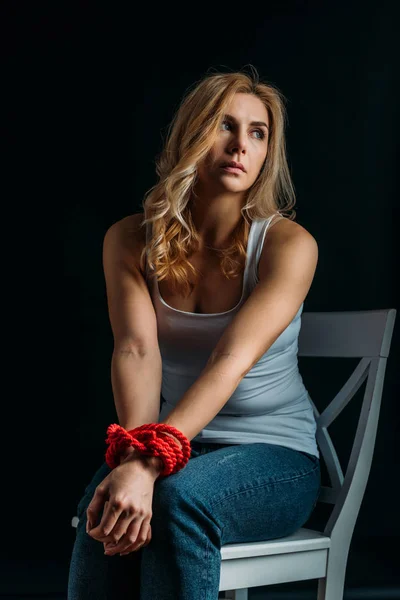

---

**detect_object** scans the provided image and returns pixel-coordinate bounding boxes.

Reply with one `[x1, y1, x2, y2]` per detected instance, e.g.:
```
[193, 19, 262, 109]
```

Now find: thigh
[154, 442, 321, 544]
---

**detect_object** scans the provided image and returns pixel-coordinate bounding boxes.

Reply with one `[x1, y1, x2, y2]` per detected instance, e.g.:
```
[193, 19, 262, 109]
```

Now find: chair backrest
[297, 309, 396, 545]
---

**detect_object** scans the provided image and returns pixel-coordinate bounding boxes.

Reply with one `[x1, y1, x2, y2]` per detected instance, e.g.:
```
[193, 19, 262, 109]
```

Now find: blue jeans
[67, 441, 321, 599]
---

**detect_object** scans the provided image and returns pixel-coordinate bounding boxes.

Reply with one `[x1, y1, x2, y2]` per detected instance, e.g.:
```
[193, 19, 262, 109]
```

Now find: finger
[102, 506, 138, 545]
[120, 521, 151, 556]
[120, 518, 152, 555]
[90, 499, 123, 540]
[122, 524, 151, 553]
[104, 515, 142, 555]
[105, 515, 148, 556]
[86, 489, 107, 533]
[87, 500, 108, 538]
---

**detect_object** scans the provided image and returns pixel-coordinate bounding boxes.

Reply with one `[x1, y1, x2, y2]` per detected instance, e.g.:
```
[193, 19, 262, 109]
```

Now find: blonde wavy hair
[138, 66, 297, 298]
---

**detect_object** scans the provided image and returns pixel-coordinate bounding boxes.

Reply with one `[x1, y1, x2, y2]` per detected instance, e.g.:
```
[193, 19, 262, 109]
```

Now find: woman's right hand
[86, 454, 162, 556]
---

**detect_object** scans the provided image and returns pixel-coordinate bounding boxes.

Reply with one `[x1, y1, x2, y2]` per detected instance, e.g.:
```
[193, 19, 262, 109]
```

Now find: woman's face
[196, 92, 270, 194]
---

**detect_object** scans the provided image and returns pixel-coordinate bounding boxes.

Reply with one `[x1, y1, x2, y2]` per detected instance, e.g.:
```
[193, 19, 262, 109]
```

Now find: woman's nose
[228, 130, 247, 154]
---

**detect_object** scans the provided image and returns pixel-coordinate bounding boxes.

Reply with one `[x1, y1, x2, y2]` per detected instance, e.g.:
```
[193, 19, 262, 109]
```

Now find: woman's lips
[221, 166, 244, 174]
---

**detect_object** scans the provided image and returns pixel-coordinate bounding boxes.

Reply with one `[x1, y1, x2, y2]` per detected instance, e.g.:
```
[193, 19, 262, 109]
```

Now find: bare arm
[111, 349, 163, 469]
[111, 348, 162, 432]
[103, 215, 164, 471]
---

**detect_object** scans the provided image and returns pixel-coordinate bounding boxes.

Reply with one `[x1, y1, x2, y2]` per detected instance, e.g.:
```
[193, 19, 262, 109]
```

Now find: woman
[67, 67, 321, 600]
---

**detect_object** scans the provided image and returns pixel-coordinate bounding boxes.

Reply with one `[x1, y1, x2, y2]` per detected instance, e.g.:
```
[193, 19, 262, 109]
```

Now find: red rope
[105, 423, 191, 476]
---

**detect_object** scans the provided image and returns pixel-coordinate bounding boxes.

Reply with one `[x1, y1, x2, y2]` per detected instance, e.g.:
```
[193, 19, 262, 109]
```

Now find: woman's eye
[221, 121, 264, 140]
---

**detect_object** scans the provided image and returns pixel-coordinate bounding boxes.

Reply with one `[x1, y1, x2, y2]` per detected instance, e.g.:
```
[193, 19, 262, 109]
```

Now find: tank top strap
[271, 211, 285, 225]
[254, 212, 284, 265]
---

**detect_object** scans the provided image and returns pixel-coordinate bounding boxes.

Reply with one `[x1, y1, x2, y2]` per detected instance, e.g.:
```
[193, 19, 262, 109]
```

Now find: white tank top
[144, 213, 319, 458]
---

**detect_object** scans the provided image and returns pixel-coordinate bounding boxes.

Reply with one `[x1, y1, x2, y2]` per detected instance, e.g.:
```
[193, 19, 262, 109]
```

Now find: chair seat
[220, 527, 331, 561]
[219, 528, 331, 592]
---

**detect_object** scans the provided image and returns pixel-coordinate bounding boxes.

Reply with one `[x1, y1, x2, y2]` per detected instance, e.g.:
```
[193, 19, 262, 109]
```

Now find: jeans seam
[203, 535, 211, 599]
[209, 464, 320, 508]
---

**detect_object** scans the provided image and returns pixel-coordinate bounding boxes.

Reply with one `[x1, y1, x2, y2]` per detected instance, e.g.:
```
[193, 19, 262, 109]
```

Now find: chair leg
[317, 547, 348, 600]
[224, 590, 249, 600]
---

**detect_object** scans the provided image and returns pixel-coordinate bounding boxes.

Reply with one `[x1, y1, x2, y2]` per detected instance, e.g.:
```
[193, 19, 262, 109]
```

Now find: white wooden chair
[71, 308, 397, 600]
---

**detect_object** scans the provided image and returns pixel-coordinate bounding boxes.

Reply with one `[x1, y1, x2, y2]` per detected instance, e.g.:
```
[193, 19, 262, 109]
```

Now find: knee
[152, 471, 195, 522]
[150, 472, 222, 547]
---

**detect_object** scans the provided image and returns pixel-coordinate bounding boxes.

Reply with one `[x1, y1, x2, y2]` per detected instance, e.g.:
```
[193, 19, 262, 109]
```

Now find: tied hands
[86, 448, 162, 557]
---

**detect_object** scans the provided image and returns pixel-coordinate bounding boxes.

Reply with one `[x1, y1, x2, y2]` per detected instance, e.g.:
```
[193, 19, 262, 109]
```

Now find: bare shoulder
[117, 212, 146, 245]
[104, 212, 146, 272]
[258, 216, 318, 279]
[267, 216, 317, 244]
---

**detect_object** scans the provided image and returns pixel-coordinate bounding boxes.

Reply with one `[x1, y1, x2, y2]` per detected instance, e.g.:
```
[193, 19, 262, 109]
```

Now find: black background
[3, 1, 398, 597]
